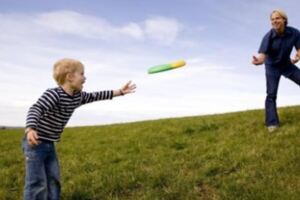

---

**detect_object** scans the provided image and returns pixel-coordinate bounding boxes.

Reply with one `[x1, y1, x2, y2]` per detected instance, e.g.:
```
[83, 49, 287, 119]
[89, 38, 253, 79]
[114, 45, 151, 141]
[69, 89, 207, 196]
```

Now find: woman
[252, 9, 300, 132]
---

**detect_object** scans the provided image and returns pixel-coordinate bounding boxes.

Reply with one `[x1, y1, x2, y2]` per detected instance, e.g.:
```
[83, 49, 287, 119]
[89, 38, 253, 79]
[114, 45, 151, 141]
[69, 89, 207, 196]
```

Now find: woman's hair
[53, 58, 84, 85]
[271, 9, 288, 26]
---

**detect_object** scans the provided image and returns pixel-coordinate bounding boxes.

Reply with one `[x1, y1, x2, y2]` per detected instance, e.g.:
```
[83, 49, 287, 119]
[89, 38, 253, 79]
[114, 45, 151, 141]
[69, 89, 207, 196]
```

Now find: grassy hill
[1, 106, 300, 200]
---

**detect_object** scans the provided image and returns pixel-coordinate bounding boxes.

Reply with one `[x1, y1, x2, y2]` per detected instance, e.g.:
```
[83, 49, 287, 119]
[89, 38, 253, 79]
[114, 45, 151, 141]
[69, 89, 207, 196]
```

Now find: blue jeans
[265, 67, 300, 126]
[22, 137, 61, 200]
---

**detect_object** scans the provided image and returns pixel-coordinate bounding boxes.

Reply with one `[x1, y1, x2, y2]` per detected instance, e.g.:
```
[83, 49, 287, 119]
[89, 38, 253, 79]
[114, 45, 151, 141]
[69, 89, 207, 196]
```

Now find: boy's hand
[25, 128, 40, 146]
[118, 81, 136, 96]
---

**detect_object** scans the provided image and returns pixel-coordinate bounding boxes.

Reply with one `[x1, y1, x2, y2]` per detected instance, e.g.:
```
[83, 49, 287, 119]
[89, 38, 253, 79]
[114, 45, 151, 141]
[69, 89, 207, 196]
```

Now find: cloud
[144, 16, 182, 45]
[31, 10, 182, 45]
[35, 11, 118, 40]
[34, 11, 130, 40]
[119, 22, 144, 40]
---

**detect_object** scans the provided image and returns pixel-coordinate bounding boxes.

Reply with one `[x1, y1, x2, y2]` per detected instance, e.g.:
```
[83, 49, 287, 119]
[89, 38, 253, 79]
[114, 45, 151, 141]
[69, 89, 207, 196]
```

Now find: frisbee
[148, 60, 186, 74]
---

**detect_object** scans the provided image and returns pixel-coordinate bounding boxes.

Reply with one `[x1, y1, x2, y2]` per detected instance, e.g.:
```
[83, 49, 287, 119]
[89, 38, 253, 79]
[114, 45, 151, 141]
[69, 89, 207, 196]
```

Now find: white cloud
[31, 10, 182, 45]
[0, 11, 182, 46]
[119, 22, 144, 40]
[144, 17, 181, 45]
[35, 10, 117, 40]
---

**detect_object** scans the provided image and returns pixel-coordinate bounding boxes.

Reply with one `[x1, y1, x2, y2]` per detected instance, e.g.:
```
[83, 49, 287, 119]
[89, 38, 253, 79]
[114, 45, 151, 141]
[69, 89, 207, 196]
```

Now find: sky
[1, 0, 300, 127]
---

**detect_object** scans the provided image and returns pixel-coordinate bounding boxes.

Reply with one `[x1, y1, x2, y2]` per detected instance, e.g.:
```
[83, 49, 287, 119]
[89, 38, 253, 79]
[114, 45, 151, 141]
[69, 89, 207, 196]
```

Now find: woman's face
[271, 12, 285, 33]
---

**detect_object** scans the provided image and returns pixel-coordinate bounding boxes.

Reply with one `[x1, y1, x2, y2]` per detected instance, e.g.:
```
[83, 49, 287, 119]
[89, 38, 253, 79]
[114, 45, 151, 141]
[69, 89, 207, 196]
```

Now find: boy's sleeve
[80, 90, 113, 105]
[26, 89, 59, 129]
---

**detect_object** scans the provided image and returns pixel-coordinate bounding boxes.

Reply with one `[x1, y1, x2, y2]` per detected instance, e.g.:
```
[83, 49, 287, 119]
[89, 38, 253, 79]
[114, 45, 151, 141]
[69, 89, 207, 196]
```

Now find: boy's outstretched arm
[114, 81, 136, 97]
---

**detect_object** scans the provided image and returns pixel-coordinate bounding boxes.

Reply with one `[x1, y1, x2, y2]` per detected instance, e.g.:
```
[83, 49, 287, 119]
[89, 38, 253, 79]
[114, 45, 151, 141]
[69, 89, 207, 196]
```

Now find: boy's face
[69, 67, 86, 92]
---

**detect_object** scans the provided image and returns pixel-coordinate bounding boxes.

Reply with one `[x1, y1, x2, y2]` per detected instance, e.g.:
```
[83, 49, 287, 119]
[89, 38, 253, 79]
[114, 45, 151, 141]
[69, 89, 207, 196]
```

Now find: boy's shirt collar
[58, 86, 81, 97]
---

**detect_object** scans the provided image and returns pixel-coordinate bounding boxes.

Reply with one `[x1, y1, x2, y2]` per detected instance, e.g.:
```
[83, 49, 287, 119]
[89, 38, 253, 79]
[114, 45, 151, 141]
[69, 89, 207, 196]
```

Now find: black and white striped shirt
[26, 87, 113, 141]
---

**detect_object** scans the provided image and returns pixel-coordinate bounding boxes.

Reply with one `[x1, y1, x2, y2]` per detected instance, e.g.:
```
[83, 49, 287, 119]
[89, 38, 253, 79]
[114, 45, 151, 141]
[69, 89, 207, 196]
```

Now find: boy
[22, 58, 136, 200]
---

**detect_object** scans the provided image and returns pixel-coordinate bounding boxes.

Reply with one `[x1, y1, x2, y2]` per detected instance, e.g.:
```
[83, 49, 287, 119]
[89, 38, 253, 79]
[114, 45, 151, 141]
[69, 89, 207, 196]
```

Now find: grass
[1, 106, 300, 199]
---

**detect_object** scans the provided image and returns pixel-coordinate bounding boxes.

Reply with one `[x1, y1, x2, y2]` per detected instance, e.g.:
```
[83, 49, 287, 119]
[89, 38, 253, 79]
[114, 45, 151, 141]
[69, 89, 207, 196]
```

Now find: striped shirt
[26, 87, 113, 142]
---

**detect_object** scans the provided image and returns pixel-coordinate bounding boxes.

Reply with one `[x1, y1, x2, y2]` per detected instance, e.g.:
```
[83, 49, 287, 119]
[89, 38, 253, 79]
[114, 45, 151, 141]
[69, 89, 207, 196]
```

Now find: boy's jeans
[22, 137, 61, 200]
[265, 67, 300, 126]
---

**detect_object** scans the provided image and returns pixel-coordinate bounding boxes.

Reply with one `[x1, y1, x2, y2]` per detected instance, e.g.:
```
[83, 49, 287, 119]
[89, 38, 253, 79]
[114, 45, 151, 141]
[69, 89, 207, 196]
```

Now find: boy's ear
[66, 72, 74, 81]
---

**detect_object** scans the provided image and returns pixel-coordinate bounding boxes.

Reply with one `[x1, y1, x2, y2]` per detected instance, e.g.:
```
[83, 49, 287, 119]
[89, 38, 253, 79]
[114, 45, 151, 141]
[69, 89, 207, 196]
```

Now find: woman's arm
[291, 49, 300, 64]
[252, 53, 266, 65]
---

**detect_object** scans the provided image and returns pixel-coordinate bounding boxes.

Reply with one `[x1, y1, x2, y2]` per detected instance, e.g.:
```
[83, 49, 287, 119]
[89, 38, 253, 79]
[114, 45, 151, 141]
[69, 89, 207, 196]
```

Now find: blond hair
[53, 58, 84, 85]
[271, 9, 288, 26]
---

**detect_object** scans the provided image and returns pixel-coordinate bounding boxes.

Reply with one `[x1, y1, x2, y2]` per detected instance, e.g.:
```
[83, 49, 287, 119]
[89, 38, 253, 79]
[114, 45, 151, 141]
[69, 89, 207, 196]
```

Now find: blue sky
[1, 0, 300, 126]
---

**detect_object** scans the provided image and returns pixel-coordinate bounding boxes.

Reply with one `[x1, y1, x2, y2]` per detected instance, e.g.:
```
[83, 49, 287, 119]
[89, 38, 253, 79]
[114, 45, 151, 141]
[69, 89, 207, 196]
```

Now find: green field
[1, 106, 300, 200]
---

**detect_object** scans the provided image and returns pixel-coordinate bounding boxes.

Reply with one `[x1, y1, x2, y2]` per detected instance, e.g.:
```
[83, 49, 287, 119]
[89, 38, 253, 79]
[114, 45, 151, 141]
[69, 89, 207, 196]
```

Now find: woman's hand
[252, 54, 266, 65]
[291, 53, 300, 64]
